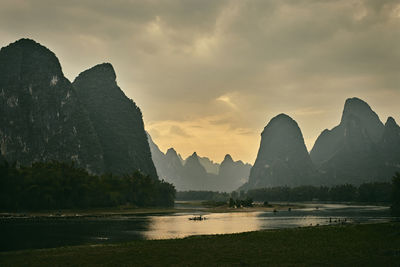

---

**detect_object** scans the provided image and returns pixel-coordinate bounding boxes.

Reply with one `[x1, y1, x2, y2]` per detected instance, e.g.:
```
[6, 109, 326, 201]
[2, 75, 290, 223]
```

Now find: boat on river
[189, 215, 207, 221]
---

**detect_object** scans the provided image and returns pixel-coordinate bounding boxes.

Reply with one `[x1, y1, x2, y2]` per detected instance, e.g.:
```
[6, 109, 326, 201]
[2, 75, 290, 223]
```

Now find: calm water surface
[0, 203, 391, 251]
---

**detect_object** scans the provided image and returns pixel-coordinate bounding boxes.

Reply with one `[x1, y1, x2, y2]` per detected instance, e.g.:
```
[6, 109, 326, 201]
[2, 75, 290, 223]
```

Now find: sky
[1, 0, 399, 164]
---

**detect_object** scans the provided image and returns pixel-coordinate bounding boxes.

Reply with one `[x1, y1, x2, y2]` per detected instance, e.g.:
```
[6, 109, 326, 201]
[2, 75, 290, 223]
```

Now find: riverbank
[0, 202, 303, 218]
[1, 222, 399, 266]
[200, 202, 304, 213]
[1, 200, 389, 218]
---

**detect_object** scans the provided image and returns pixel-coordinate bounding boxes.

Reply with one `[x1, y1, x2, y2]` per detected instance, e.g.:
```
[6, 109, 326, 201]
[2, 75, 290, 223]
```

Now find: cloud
[169, 125, 191, 138]
[1, 0, 399, 163]
[216, 94, 237, 109]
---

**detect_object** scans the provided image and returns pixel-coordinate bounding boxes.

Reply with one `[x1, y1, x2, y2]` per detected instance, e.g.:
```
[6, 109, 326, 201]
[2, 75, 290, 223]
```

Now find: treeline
[177, 182, 395, 204]
[245, 183, 392, 203]
[392, 173, 400, 216]
[176, 191, 229, 202]
[229, 197, 253, 208]
[0, 161, 176, 211]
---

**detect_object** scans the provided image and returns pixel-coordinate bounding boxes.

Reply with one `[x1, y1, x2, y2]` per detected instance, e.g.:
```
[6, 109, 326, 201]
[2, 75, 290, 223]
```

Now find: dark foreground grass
[1, 222, 399, 266]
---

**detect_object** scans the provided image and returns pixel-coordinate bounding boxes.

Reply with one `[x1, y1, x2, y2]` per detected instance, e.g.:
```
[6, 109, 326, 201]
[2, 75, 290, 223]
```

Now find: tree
[391, 172, 400, 216]
[0, 160, 176, 211]
[229, 198, 235, 208]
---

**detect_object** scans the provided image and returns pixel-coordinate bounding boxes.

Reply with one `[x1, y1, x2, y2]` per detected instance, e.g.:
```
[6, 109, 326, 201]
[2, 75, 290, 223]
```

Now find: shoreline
[1, 222, 398, 266]
[0, 202, 305, 218]
[0, 201, 390, 218]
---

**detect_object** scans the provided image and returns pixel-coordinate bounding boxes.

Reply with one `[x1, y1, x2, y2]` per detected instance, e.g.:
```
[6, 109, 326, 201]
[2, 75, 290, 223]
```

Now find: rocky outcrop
[379, 117, 400, 177]
[310, 97, 389, 184]
[0, 39, 160, 178]
[245, 114, 316, 189]
[0, 39, 104, 173]
[73, 63, 157, 178]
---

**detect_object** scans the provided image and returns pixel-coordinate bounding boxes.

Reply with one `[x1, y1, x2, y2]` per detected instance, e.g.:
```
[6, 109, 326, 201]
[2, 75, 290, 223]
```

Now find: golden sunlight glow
[147, 116, 258, 164]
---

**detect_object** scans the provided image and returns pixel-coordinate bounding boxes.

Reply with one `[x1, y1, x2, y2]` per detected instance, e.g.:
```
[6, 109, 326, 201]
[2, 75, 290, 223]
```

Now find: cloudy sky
[1, 0, 399, 163]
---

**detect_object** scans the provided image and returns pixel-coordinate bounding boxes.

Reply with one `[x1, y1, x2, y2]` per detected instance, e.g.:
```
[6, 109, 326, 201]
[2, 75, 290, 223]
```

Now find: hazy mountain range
[243, 97, 400, 190]
[1, 39, 399, 192]
[147, 133, 251, 191]
[0, 39, 157, 178]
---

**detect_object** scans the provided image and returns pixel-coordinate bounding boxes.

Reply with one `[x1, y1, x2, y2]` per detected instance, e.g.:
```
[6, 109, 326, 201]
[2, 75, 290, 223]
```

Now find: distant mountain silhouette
[0, 39, 157, 178]
[73, 63, 157, 177]
[147, 133, 252, 191]
[243, 114, 316, 189]
[3, 39, 398, 188]
[219, 154, 252, 191]
[310, 97, 397, 184]
[147, 133, 184, 184]
[198, 156, 219, 174]
[243, 98, 400, 190]
[0, 39, 104, 173]
[381, 117, 400, 170]
[180, 152, 210, 190]
[146, 133, 166, 175]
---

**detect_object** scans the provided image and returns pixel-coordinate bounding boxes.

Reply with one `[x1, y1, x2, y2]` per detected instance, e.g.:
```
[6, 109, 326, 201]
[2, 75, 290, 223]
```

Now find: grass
[1, 222, 399, 266]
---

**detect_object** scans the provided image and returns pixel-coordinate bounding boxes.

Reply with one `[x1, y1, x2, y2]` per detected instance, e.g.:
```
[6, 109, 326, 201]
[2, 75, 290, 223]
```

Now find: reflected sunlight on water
[141, 203, 391, 240]
[143, 212, 263, 239]
[0, 203, 392, 251]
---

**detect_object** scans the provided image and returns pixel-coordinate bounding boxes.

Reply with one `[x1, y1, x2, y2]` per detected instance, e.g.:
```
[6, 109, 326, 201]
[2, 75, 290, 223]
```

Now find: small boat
[189, 215, 207, 221]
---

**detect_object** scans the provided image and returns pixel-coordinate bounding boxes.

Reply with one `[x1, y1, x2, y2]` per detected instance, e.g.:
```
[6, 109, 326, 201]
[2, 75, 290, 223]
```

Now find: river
[0, 203, 392, 251]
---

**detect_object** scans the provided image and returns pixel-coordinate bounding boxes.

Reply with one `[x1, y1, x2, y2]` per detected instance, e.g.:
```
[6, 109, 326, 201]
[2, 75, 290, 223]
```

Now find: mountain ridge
[0, 38, 157, 178]
[0, 38, 105, 173]
[147, 134, 252, 191]
[73, 62, 157, 178]
[244, 113, 316, 189]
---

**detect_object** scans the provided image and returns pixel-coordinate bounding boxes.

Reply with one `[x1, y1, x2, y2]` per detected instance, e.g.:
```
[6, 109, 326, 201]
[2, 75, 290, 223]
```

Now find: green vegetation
[0, 161, 175, 211]
[391, 172, 400, 216]
[0, 223, 399, 266]
[176, 190, 230, 201]
[201, 200, 227, 207]
[176, 180, 396, 210]
[245, 182, 392, 203]
[229, 197, 253, 208]
[177, 181, 394, 205]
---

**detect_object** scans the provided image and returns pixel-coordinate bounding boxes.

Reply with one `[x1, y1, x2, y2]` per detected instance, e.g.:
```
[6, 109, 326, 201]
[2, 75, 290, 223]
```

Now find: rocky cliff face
[0, 39, 104, 173]
[310, 97, 389, 184]
[0, 39, 159, 178]
[311, 98, 384, 165]
[246, 114, 315, 189]
[381, 117, 400, 159]
[379, 117, 400, 177]
[73, 63, 157, 178]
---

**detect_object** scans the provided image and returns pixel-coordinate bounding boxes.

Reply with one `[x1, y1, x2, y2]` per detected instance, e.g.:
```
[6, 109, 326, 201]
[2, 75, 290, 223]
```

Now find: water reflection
[142, 204, 391, 240]
[0, 203, 392, 251]
[0, 216, 151, 251]
[144, 212, 262, 239]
